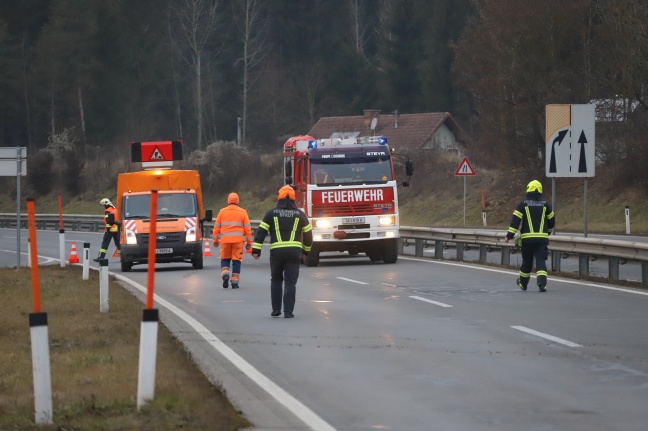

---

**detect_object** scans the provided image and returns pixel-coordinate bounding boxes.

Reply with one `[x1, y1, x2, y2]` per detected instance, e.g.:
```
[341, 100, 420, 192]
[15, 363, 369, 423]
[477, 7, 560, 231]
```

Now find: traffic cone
[68, 241, 80, 264]
[203, 239, 213, 257]
[112, 248, 120, 258]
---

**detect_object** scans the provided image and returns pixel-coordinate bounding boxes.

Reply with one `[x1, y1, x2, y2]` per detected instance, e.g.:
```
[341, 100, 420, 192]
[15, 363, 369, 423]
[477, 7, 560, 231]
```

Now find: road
[2, 229, 648, 431]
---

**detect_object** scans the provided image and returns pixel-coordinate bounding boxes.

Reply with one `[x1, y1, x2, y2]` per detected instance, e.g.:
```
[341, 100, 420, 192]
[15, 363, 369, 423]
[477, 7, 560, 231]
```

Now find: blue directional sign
[545, 104, 595, 177]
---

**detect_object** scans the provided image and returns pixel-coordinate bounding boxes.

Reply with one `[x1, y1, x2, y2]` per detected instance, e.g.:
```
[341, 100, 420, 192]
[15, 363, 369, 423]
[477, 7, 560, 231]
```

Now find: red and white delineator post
[137, 190, 160, 409]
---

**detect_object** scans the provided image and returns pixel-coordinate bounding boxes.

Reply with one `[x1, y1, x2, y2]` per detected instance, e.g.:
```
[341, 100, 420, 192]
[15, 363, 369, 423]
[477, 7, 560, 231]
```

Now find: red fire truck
[283, 135, 413, 266]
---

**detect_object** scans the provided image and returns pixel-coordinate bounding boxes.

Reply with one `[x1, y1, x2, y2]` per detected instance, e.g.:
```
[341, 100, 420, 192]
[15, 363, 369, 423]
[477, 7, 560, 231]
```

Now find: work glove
[212, 239, 219, 248]
[245, 243, 252, 251]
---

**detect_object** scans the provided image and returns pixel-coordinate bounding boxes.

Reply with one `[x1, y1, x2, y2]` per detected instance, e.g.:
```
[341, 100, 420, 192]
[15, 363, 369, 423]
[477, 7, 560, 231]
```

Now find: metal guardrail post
[551, 250, 561, 272]
[479, 244, 487, 263]
[642, 262, 648, 286]
[579, 253, 590, 277]
[501, 246, 510, 266]
[435, 240, 443, 259]
[397, 238, 404, 254]
[608, 257, 619, 280]
[415, 239, 424, 257]
[456, 243, 464, 261]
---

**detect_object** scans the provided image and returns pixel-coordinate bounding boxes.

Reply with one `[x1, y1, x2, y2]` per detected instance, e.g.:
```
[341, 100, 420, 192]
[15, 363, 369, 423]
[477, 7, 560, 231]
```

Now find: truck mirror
[285, 176, 293, 185]
[405, 160, 414, 177]
[204, 209, 213, 221]
[284, 161, 292, 177]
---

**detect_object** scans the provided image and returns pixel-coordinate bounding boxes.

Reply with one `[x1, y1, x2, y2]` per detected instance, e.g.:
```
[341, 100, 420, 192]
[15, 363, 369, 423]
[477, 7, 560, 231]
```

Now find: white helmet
[100, 198, 112, 206]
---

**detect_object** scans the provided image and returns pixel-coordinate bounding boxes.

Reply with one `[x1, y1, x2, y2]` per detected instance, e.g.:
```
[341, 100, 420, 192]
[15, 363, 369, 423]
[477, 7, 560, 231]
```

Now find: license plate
[156, 248, 173, 254]
[342, 217, 365, 224]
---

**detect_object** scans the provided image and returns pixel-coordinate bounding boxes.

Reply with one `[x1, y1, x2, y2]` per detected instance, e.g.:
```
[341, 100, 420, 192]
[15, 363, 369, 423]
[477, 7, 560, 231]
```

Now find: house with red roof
[307, 109, 464, 152]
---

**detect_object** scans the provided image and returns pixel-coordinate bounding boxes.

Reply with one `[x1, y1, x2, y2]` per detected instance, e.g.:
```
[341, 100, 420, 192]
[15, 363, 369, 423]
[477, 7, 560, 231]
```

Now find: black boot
[93, 253, 106, 262]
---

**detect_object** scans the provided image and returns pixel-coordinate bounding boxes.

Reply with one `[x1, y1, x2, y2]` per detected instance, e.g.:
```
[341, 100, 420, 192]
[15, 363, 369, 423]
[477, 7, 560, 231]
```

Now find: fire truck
[283, 135, 413, 266]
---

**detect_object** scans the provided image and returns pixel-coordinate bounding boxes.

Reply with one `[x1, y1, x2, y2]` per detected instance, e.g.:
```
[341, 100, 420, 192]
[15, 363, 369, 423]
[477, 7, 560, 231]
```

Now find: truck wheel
[192, 255, 204, 269]
[366, 247, 383, 261]
[305, 251, 320, 267]
[383, 239, 398, 264]
[120, 258, 132, 272]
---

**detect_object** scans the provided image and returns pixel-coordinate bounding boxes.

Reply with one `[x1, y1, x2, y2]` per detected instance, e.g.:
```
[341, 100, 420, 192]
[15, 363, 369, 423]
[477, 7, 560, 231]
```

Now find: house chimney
[393, 110, 398, 128]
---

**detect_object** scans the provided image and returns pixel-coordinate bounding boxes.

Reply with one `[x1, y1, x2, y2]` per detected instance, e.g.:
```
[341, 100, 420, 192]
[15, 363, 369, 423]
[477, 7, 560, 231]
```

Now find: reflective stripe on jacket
[252, 198, 313, 257]
[506, 193, 555, 244]
[212, 204, 253, 244]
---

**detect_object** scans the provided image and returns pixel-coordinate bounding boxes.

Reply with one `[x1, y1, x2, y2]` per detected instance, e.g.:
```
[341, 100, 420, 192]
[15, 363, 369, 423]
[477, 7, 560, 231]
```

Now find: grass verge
[0, 265, 251, 431]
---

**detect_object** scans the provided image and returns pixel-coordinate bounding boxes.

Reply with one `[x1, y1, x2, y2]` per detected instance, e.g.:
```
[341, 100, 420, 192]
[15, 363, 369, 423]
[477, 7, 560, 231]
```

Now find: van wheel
[192, 256, 204, 269]
[305, 251, 320, 267]
[120, 258, 132, 272]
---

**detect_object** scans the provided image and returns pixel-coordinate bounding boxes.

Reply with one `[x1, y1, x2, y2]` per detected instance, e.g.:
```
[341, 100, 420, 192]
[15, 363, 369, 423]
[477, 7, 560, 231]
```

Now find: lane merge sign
[454, 156, 476, 176]
[546, 104, 595, 177]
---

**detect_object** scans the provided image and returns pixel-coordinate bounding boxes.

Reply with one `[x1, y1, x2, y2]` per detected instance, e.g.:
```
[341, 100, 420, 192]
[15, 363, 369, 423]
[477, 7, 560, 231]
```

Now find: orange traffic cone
[68, 241, 80, 264]
[203, 239, 213, 257]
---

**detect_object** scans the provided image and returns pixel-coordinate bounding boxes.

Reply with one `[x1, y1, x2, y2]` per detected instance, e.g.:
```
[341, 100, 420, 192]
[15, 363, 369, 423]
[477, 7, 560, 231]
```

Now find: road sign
[454, 156, 476, 176]
[0, 147, 27, 176]
[546, 104, 595, 177]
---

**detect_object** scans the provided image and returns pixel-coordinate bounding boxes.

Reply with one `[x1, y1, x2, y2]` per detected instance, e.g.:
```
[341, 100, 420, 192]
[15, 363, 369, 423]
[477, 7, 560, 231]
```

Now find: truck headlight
[379, 216, 394, 226]
[315, 219, 331, 229]
[125, 229, 138, 245]
[186, 226, 197, 242]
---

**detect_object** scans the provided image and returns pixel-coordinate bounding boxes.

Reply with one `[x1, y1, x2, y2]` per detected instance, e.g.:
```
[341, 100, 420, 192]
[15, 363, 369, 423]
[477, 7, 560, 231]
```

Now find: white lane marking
[336, 277, 368, 285]
[400, 256, 648, 297]
[113, 273, 337, 431]
[511, 325, 582, 347]
[410, 295, 453, 308]
[0, 249, 58, 264]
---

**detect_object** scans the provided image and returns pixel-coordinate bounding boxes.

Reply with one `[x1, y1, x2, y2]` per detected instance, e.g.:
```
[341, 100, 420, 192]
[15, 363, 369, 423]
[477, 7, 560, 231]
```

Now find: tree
[232, 0, 268, 146]
[168, 0, 221, 151]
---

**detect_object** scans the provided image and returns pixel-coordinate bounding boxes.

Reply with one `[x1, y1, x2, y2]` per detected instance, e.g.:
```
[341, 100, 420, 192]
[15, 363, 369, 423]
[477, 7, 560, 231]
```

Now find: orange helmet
[228, 192, 239, 205]
[277, 185, 296, 200]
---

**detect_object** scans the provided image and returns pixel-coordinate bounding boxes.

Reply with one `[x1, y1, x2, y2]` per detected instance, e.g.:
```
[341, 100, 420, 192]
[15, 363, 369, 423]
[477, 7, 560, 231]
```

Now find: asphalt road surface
[2, 228, 648, 431]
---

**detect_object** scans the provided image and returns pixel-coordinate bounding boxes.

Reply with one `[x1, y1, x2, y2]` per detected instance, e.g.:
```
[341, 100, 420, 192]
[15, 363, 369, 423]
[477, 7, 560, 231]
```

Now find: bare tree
[168, 0, 220, 151]
[232, 0, 268, 146]
[348, 0, 371, 62]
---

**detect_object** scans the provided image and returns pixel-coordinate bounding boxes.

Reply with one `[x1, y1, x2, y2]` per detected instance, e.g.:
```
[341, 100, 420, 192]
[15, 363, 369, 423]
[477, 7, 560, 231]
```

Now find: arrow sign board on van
[454, 156, 476, 176]
[131, 140, 183, 169]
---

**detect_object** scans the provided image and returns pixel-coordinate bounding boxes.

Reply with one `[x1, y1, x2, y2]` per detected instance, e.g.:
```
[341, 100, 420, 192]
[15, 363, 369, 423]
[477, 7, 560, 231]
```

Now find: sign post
[454, 156, 477, 227]
[0, 147, 27, 268]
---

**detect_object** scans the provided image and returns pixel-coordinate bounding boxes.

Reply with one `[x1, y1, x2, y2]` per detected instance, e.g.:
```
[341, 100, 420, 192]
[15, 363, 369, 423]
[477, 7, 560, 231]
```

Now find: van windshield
[124, 193, 197, 218]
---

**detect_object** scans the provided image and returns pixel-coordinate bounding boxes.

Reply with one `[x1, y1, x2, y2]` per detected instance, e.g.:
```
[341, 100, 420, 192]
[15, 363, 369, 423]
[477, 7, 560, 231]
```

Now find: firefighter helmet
[99, 198, 112, 206]
[526, 180, 543, 194]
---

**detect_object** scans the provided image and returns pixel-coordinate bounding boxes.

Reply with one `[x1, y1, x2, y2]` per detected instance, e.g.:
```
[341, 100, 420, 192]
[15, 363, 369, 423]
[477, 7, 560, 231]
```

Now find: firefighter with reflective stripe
[313, 166, 331, 184]
[212, 192, 253, 289]
[251, 185, 313, 318]
[94, 198, 121, 262]
[504, 180, 555, 292]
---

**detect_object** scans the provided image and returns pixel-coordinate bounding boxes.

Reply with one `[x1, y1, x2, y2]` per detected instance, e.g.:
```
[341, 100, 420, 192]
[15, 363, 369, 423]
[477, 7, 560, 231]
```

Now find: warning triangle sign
[151, 147, 164, 160]
[454, 156, 476, 176]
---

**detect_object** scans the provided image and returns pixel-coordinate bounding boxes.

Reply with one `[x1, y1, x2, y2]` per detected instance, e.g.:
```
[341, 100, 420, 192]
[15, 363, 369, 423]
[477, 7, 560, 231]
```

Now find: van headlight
[379, 216, 394, 226]
[186, 226, 197, 242]
[125, 229, 138, 245]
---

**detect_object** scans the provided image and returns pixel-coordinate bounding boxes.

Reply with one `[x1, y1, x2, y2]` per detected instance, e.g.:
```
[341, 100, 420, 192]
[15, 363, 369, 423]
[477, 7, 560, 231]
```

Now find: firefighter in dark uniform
[94, 198, 121, 262]
[504, 180, 555, 292]
[251, 185, 313, 318]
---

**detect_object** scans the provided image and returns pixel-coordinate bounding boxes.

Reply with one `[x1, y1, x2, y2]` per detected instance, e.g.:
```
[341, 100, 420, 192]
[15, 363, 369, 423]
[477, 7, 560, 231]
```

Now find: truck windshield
[124, 193, 197, 218]
[310, 157, 393, 185]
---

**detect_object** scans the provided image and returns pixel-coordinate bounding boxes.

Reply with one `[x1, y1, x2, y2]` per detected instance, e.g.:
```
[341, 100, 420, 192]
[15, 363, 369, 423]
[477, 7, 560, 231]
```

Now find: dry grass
[0, 266, 251, 430]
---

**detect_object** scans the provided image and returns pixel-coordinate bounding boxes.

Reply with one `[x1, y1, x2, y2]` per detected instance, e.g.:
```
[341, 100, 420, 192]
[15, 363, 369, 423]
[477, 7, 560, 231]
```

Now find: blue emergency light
[378, 137, 388, 145]
[308, 140, 318, 149]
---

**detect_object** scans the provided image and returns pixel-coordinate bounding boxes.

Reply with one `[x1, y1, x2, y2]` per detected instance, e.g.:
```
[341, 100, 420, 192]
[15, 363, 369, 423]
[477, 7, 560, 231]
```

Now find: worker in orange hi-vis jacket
[212, 193, 253, 289]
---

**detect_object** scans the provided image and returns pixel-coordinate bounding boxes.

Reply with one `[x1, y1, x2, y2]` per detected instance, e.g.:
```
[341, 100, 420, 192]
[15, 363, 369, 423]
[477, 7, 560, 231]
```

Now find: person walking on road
[94, 198, 121, 262]
[504, 180, 555, 292]
[212, 192, 253, 289]
[251, 185, 313, 318]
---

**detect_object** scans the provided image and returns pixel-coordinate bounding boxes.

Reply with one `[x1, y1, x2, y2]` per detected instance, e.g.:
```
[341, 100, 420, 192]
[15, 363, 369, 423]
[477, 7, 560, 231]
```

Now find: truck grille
[312, 203, 376, 217]
[338, 224, 370, 230]
[140, 232, 184, 246]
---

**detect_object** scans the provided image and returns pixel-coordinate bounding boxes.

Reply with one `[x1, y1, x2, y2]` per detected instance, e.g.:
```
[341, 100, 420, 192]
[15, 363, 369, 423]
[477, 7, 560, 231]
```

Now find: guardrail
[2, 214, 646, 285]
